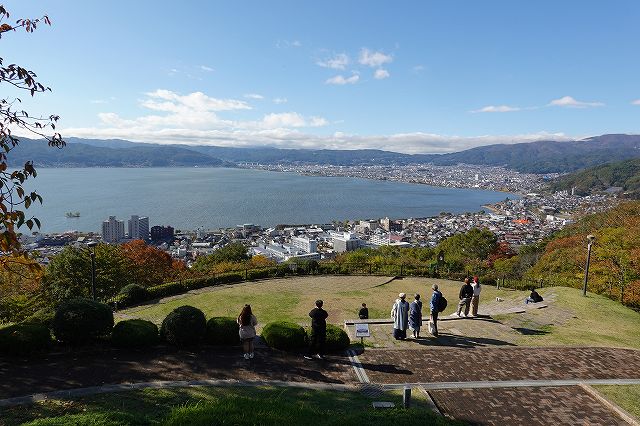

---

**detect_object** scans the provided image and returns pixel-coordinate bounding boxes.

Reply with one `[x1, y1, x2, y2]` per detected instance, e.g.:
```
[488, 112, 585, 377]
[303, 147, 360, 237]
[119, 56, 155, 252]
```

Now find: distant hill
[9, 138, 228, 167]
[8, 133, 640, 173]
[550, 158, 640, 198]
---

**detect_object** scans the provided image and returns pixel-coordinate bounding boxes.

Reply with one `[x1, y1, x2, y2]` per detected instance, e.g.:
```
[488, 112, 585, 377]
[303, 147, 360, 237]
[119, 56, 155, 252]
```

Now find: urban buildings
[102, 216, 125, 243]
[128, 215, 149, 240]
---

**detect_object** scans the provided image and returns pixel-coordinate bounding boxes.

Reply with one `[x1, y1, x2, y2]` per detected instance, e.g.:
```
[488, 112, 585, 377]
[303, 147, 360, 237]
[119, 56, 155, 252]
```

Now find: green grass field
[119, 276, 514, 327]
[593, 385, 640, 421]
[0, 386, 462, 426]
[119, 275, 640, 349]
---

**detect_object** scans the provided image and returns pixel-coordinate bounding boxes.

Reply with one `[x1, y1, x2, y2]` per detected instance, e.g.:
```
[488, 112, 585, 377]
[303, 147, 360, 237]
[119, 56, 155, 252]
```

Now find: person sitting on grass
[525, 289, 544, 304]
[359, 303, 369, 320]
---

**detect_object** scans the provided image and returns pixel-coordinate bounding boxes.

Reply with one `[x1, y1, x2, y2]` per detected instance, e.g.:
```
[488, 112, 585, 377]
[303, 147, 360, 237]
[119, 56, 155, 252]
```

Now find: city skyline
[4, 1, 640, 153]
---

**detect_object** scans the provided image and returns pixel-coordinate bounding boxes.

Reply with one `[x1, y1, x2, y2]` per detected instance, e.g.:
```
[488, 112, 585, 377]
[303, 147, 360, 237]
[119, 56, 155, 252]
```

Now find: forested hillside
[551, 158, 640, 198]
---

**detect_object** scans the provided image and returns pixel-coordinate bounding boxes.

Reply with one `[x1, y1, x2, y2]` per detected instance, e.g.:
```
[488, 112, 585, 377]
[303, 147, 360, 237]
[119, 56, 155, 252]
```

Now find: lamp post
[87, 241, 98, 300]
[582, 235, 596, 297]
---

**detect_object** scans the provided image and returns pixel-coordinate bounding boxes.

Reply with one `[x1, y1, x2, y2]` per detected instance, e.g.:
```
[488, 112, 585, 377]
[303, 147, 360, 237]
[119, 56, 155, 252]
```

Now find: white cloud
[200, 65, 214, 72]
[359, 48, 393, 67]
[374, 69, 390, 80]
[142, 90, 251, 112]
[316, 53, 349, 70]
[276, 39, 302, 49]
[548, 96, 604, 108]
[412, 65, 425, 73]
[244, 93, 264, 100]
[632, 99, 640, 105]
[273, 97, 288, 104]
[261, 112, 307, 128]
[471, 105, 521, 113]
[325, 74, 360, 85]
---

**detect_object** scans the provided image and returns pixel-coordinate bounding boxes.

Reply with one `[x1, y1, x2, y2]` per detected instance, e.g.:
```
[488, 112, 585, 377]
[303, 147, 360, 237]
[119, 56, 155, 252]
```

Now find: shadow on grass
[512, 327, 550, 336]
[412, 333, 517, 348]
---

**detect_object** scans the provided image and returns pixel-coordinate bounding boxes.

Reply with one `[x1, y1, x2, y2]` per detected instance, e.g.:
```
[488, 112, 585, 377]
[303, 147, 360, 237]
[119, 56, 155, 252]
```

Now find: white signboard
[355, 323, 370, 338]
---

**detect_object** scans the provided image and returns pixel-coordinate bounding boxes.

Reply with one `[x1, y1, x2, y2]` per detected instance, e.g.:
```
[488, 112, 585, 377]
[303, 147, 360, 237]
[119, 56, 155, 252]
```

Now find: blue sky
[3, 1, 640, 153]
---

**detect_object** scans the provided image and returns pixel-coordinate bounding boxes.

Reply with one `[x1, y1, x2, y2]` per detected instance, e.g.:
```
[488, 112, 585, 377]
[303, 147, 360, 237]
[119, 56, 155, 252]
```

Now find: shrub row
[261, 321, 350, 352]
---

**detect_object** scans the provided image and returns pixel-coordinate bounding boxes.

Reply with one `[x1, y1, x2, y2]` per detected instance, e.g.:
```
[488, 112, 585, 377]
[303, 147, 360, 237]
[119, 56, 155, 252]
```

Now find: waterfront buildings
[128, 215, 149, 241]
[102, 216, 125, 243]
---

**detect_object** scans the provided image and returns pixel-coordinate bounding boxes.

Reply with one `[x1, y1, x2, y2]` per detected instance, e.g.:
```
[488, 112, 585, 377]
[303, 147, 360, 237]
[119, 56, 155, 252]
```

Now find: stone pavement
[430, 385, 629, 426]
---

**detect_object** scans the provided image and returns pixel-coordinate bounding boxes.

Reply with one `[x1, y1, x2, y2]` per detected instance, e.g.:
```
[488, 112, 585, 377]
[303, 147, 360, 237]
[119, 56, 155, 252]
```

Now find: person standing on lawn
[456, 277, 474, 317]
[237, 304, 258, 360]
[305, 300, 328, 360]
[408, 294, 423, 339]
[391, 293, 410, 340]
[470, 276, 481, 317]
[430, 284, 442, 337]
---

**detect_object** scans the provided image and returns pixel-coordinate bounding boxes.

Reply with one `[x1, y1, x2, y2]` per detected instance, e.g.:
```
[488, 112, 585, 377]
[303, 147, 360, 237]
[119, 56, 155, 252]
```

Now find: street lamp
[87, 241, 98, 300]
[582, 235, 596, 297]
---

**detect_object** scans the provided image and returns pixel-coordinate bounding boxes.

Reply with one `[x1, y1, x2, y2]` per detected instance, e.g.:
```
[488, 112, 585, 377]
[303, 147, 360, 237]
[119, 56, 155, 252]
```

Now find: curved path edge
[0, 379, 358, 408]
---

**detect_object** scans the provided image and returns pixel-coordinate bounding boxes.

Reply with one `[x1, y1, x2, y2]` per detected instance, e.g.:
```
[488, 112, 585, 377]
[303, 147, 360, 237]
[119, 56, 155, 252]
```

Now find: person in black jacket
[456, 277, 474, 317]
[358, 303, 369, 320]
[304, 300, 328, 360]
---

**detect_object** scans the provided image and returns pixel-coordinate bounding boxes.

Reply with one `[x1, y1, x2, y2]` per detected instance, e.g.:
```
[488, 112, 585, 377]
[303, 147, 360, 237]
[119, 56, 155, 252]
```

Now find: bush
[215, 272, 244, 285]
[146, 282, 186, 300]
[206, 317, 239, 345]
[53, 298, 114, 344]
[23, 307, 56, 328]
[261, 321, 307, 351]
[247, 269, 270, 280]
[183, 276, 216, 291]
[325, 324, 351, 352]
[160, 305, 206, 347]
[0, 295, 33, 323]
[0, 323, 52, 356]
[112, 319, 159, 348]
[117, 284, 149, 306]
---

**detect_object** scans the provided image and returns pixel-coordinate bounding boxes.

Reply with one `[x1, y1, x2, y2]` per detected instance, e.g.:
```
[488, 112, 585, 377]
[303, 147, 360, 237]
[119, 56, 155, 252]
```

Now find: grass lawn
[119, 276, 514, 327]
[593, 385, 640, 421]
[502, 287, 640, 349]
[0, 385, 462, 426]
[120, 275, 640, 349]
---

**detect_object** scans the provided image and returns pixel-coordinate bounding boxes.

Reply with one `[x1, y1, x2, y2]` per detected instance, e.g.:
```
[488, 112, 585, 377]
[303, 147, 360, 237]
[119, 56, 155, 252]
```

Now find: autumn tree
[121, 240, 184, 286]
[0, 6, 64, 270]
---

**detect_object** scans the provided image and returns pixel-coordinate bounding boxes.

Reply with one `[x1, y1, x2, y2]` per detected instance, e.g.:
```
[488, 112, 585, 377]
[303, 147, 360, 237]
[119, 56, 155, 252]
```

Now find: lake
[24, 168, 515, 233]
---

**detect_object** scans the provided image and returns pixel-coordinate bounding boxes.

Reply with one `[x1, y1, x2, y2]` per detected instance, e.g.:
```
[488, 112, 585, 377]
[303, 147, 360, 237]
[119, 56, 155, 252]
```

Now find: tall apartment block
[102, 216, 125, 243]
[128, 215, 150, 240]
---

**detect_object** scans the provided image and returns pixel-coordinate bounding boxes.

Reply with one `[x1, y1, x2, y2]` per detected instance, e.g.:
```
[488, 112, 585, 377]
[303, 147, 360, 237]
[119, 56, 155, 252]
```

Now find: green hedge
[262, 321, 307, 351]
[0, 323, 52, 356]
[160, 306, 207, 347]
[147, 282, 187, 300]
[247, 269, 271, 280]
[325, 324, 351, 352]
[215, 272, 244, 285]
[206, 317, 239, 345]
[23, 307, 56, 328]
[53, 298, 114, 344]
[117, 284, 149, 306]
[112, 319, 159, 348]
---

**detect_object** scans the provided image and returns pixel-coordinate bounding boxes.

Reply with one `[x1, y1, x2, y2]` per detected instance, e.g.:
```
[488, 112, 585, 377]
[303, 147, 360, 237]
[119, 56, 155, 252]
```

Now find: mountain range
[8, 134, 640, 174]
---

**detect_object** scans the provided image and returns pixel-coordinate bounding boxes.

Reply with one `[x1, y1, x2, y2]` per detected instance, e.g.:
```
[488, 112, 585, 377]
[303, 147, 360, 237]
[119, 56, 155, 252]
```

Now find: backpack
[438, 295, 447, 312]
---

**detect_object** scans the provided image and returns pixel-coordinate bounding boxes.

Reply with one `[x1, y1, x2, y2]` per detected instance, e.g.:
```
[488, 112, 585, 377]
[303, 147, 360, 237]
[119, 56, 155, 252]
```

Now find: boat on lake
[65, 212, 80, 218]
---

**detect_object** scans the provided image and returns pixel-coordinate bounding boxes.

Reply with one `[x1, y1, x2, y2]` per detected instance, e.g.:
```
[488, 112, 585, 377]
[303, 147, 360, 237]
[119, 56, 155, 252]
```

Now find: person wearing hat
[391, 293, 410, 340]
[304, 299, 329, 360]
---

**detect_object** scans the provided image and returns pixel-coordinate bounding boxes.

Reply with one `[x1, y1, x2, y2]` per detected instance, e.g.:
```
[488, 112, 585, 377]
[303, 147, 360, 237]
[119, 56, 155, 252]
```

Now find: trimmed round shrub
[261, 321, 307, 351]
[53, 298, 114, 344]
[160, 305, 206, 347]
[206, 317, 239, 345]
[112, 319, 159, 348]
[0, 323, 52, 356]
[23, 307, 56, 328]
[325, 324, 351, 352]
[117, 284, 149, 307]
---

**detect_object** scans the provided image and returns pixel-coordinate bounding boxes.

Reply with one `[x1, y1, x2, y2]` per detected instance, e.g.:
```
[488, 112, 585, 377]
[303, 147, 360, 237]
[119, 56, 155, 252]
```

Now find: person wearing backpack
[429, 284, 443, 337]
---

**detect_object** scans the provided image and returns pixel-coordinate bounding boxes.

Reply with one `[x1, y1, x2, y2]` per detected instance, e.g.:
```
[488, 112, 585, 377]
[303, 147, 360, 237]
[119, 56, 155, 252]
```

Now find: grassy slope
[0, 386, 461, 426]
[516, 287, 640, 349]
[120, 276, 513, 327]
[593, 385, 640, 421]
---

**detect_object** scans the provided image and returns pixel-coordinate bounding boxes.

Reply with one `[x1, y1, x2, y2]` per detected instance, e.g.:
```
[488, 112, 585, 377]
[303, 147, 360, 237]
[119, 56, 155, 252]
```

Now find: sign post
[354, 323, 370, 352]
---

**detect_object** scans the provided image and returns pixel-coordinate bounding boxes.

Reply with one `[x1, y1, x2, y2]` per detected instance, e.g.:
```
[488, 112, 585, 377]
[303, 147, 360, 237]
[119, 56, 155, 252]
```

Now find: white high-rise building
[128, 215, 149, 240]
[102, 216, 125, 243]
[290, 236, 318, 253]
